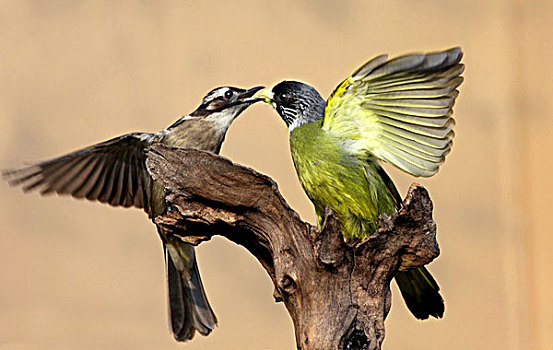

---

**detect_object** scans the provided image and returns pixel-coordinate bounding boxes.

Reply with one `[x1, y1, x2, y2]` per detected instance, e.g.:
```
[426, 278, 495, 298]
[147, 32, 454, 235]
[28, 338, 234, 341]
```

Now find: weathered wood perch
[146, 144, 440, 350]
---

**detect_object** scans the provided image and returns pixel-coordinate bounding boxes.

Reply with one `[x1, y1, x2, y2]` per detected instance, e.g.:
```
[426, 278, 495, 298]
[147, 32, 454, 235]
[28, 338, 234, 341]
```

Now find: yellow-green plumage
[290, 119, 442, 319]
[264, 47, 464, 320]
[290, 120, 398, 242]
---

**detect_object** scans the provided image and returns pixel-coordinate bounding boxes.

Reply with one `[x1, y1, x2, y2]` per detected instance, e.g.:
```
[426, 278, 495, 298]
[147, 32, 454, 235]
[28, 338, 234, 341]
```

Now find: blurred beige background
[1, 1, 552, 349]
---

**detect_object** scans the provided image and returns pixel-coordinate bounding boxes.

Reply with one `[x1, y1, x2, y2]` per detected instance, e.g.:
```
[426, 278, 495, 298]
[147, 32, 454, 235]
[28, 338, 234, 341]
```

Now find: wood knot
[343, 330, 369, 350]
[279, 274, 297, 295]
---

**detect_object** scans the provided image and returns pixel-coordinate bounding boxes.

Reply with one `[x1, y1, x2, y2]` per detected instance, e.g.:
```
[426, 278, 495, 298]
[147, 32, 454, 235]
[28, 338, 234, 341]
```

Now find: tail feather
[166, 249, 194, 340]
[185, 251, 218, 334]
[164, 243, 217, 341]
[394, 267, 444, 320]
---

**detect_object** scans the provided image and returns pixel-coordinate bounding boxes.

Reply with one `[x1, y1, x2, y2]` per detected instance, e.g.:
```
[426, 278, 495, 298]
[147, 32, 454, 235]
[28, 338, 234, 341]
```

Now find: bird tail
[164, 239, 217, 341]
[394, 267, 444, 320]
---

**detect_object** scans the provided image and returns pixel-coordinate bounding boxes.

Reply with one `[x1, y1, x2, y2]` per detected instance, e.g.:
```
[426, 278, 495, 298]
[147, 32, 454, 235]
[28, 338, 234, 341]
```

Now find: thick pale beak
[253, 87, 274, 104]
[236, 86, 265, 102]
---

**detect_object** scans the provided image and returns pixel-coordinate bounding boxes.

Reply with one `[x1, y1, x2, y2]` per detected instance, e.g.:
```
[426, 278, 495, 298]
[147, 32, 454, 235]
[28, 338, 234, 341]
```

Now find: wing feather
[72, 156, 104, 198]
[103, 156, 123, 204]
[56, 156, 96, 195]
[378, 117, 455, 138]
[324, 47, 463, 177]
[382, 137, 447, 163]
[381, 124, 453, 149]
[120, 154, 133, 207]
[379, 133, 451, 157]
[39, 156, 90, 195]
[3, 133, 154, 213]
[367, 54, 427, 80]
[85, 156, 113, 201]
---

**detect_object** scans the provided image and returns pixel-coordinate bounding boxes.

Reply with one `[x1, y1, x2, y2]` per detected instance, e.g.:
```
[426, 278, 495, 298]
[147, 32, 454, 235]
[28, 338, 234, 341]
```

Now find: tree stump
[146, 144, 440, 350]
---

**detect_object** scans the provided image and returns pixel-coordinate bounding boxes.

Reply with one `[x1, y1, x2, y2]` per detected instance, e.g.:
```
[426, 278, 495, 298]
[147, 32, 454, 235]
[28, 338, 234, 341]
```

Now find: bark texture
[146, 144, 440, 350]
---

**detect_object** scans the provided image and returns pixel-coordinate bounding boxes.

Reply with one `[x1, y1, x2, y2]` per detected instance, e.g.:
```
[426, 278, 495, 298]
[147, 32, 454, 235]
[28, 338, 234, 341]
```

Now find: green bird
[258, 48, 464, 319]
[3, 85, 263, 340]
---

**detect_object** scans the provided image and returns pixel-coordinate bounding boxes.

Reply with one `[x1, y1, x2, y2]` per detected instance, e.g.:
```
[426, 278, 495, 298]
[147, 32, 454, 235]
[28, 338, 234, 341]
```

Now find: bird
[257, 47, 464, 320]
[3, 85, 264, 341]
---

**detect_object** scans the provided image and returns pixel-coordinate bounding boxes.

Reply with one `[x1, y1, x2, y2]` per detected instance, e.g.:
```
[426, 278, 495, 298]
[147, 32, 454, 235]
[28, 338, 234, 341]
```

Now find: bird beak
[236, 86, 265, 104]
[253, 87, 274, 104]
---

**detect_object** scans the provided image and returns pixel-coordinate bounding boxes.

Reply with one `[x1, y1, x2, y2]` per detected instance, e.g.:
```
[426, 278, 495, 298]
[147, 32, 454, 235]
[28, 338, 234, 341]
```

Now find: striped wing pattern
[323, 47, 464, 177]
[3, 133, 153, 211]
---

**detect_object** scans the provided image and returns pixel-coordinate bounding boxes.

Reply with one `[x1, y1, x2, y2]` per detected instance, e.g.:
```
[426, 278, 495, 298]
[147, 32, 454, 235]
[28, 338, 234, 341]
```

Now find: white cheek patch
[206, 106, 244, 132]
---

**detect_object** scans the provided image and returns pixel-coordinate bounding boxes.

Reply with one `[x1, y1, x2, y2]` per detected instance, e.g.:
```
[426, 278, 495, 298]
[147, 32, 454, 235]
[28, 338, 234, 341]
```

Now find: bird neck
[288, 100, 326, 133]
[166, 115, 197, 129]
[205, 109, 241, 133]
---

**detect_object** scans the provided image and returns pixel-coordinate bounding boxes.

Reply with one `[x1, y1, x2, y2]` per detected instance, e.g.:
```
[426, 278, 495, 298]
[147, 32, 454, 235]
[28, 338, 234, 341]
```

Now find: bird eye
[224, 90, 234, 99]
[278, 93, 291, 104]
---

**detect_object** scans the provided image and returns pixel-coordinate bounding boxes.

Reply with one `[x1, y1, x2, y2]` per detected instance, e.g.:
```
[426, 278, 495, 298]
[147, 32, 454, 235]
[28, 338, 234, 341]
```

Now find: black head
[266, 81, 325, 130]
[192, 86, 264, 117]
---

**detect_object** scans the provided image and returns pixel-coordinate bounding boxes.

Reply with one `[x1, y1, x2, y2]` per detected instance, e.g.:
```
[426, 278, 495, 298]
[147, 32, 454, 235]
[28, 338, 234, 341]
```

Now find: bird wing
[4, 133, 155, 211]
[322, 47, 464, 177]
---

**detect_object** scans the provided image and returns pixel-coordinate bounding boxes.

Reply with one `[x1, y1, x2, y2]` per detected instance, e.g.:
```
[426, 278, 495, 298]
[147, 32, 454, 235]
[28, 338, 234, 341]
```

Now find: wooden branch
[146, 144, 440, 350]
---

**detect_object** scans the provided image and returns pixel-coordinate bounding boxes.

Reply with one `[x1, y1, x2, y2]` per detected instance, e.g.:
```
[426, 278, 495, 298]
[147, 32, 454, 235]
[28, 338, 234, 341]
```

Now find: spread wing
[3, 133, 155, 211]
[323, 47, 464, 177]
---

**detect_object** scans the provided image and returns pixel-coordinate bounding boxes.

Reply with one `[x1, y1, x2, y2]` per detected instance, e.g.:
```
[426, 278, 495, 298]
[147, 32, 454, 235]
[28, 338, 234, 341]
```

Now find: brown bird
[3, 85, 263, 341]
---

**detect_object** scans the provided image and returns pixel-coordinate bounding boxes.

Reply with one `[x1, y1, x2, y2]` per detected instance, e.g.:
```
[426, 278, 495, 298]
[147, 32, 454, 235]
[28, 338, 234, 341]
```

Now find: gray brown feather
[3, 133, 154, 213]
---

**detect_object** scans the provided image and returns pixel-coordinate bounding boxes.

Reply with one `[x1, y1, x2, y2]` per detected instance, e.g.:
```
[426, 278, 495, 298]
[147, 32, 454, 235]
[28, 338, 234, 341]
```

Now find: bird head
[167, 86, 263, 133]
[191, 85, 264, 119]
[256, 81, 325, 132]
